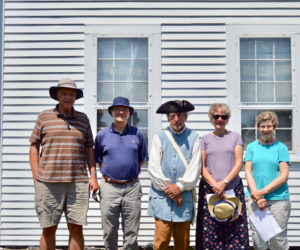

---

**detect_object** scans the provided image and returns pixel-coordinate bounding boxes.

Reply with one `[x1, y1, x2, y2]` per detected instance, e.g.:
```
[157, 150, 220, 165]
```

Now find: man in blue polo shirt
[94, 96, 148, 250]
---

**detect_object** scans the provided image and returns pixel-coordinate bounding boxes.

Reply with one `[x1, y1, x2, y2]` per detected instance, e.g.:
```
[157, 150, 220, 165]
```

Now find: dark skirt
[195, 179, 249, 250]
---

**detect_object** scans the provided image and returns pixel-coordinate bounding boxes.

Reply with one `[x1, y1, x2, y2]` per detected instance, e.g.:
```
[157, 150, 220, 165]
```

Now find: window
[0, 0, 3, 156]
[84, 25, 161, 144]
[240, 38, 292, 149]
[227, 24, 300, 161]
[96, 38, 149, 139]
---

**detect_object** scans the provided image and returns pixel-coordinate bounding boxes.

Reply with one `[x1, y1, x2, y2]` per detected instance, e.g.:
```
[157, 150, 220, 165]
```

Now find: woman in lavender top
[195, 103, 249, 250]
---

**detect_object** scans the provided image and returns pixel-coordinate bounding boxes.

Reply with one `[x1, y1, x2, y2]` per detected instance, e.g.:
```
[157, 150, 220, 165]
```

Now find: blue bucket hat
[108, 97, 134, 116]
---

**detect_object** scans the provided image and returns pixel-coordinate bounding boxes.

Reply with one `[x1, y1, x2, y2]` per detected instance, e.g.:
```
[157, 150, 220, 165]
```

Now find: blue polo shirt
[94, 123, 148, 180]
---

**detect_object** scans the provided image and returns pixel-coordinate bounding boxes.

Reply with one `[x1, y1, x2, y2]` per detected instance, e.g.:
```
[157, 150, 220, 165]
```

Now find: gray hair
[256, 111, 279, 128]
[208, 103, 231, 122]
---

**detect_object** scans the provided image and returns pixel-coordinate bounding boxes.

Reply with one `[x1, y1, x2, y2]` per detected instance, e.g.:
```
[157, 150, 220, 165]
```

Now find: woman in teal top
[245, 111, 291, 250]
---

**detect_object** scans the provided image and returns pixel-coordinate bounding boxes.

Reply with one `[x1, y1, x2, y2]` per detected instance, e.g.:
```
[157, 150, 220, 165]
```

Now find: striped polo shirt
[30, 105, 94, 182]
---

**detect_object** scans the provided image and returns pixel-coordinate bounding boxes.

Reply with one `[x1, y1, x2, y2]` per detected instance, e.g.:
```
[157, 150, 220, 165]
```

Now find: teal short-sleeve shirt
[244, 140, 290, 200]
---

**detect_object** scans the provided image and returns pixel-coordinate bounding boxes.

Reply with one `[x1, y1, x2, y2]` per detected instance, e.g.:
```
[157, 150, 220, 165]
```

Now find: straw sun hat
[208, 194, 242, 223]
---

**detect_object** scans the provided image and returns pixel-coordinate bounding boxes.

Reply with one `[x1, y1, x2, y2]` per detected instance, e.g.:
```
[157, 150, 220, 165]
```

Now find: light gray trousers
[100, 179, 142, 250]
[247, 197, 291, 250]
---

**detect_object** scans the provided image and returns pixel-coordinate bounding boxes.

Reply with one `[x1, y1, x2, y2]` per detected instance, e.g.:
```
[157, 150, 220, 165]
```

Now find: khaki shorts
[34, 180, 89, 228]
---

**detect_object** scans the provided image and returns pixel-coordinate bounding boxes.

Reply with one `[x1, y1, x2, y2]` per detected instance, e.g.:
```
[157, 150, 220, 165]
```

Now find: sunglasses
[90, 191, 100, 203]
[213, 115, 228, 120]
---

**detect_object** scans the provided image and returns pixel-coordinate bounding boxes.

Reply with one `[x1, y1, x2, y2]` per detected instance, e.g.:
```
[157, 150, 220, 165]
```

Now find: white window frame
[84, 24, 161, 143]
[226, 24, 300, 162]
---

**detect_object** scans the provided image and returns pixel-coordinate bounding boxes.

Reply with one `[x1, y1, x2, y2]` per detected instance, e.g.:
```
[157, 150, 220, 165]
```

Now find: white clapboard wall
[1, 0, 300, 247]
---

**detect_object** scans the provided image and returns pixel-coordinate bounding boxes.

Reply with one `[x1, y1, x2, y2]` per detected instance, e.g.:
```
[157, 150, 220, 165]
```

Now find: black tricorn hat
[156, 100, 195, 114]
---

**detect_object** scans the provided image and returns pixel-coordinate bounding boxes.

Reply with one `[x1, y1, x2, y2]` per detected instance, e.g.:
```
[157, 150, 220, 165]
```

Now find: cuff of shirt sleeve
[176, 182, 184, 192]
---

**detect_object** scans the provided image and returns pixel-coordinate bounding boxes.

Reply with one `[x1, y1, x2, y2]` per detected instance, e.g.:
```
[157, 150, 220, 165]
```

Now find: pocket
[149, 196, 167, 217]
[136, 180, 143, 198]
[34, 193, 43, 216]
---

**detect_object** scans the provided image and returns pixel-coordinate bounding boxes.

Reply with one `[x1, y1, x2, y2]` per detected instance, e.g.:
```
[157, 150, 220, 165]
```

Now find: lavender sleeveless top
[200, 131, 243, 190]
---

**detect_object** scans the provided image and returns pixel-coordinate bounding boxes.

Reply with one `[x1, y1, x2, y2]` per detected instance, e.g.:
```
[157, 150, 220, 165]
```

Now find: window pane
[257, 82, 274, 102]
[114, 82, 132, 100]
[115, 60, 132, 81]
[276, 130, 292, 150]
[240, 60, 255, 81]
[242, 129, 255, 148]
[257, 39, 273, 59]
[98, 38, 113, 58]
[241, 82, 255, 102]
[275, 39, 291, 59]
[132, 109, 148, 128]
[241, 110, 256, 128]
[257, 61, 273, 81]
[240, 38, 255, 59]
[132, 38, 148, 58]
[133, 60, 148, 81]
[132, 82, 148, 102]
[98, 60, 113, 81]
[276, 82, 292, 103]
[115, 38, 131, 58]
[275, 61, 291, 81]
[97, 82, 113, 102]
[276, 110, 292, 128]
[97, 110, 113, 129]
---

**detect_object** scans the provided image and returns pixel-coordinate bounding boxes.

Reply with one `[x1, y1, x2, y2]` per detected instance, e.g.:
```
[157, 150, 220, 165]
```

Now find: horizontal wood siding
[1, 0, 300, 247]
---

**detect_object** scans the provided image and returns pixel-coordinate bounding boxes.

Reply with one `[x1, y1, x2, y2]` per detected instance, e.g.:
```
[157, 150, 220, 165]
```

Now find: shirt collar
[168, 125, 186, 135]
[54, 104, 75, 119]
[110, 123, 130, 135]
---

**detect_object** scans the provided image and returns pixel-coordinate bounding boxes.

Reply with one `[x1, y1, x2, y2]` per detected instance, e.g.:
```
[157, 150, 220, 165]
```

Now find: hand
[174, 193, 183, 206]
[89, 175, 99, 193]
[256, 198, 266, 211]
[165, 184, 181, 200]
[212, 181, 226, 197]
[251, 189, 264, 202]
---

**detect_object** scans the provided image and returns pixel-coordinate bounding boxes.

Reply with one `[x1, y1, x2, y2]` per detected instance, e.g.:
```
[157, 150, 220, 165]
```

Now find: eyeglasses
[212, 115, 228, 120]
[90, 191, 100, 203]
[113, 107, 129, 113]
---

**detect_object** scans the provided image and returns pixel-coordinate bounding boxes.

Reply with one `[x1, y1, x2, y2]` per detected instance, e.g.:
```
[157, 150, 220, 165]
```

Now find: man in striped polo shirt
[29, 78, 99, 250]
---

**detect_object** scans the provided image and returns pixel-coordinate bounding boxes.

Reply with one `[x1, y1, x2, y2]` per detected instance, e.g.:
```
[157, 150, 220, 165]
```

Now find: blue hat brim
[108, 105, 134, 116]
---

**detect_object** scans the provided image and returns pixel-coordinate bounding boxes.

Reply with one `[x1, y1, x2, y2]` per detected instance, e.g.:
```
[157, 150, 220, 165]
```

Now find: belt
[103, 176, 138, 185]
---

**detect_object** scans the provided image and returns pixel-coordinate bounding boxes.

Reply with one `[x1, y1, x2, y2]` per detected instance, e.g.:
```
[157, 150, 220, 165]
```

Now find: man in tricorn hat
[29, 77, 99, 250]
[148, 100, 201, 250]
[94, 96, 148, 250]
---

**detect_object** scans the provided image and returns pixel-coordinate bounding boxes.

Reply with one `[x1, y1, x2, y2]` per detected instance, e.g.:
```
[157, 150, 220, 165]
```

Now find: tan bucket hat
[49, 78, 83, 101]
[208, 194, 242, 222]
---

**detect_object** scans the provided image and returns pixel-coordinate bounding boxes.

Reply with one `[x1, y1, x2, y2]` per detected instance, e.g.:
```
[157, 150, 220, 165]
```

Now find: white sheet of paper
[206, 189, 235, 204]
[249, 208, 282, 243]
[225, 189, 235, 196]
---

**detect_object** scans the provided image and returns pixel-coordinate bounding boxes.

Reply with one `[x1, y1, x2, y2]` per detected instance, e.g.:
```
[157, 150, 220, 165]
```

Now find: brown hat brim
[156, 100, 195, 114]
[49, 87, 83, 101]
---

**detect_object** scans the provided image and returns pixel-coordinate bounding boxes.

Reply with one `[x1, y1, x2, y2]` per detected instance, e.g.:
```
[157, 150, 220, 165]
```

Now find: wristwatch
[223, 179, 229, 184]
